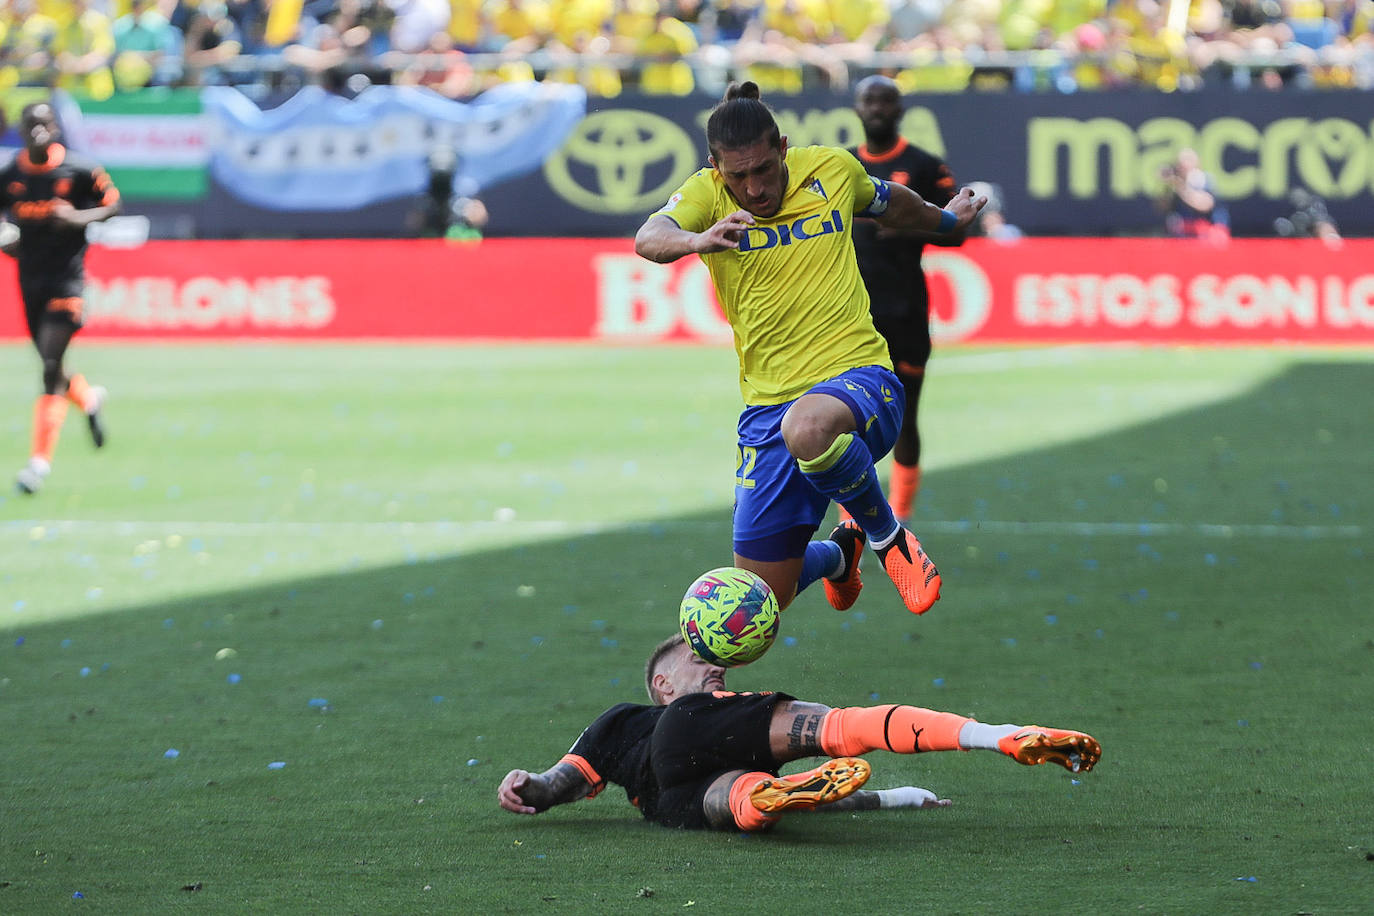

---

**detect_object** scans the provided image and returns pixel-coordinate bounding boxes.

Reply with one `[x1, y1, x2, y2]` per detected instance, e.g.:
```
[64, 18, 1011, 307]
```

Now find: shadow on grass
[2, 361, 1371, 912]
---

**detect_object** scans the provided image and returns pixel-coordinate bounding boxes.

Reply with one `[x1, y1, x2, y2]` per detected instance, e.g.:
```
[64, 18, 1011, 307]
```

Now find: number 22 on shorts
[735, 446, 757, 489]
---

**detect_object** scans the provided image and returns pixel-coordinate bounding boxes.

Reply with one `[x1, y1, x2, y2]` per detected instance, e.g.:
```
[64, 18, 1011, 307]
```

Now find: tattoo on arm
[526, 762, 594, 812]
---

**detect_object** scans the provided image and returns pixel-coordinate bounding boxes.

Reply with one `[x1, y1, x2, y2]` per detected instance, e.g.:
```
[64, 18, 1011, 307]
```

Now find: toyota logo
[544, 110, 699, 214]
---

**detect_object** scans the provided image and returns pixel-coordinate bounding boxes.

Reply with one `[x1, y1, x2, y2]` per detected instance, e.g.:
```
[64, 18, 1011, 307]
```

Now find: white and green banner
[65, 89, 209, 201]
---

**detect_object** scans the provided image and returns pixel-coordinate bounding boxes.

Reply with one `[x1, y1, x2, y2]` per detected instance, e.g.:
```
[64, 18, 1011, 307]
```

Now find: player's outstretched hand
[696, 210, 756, 254]
[946, 187, 988, 232]
[498, 769, 539, 815]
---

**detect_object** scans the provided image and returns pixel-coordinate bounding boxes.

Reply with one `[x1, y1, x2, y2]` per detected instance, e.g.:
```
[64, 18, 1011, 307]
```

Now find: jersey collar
[19, 143, 67, 174]
[857, 137, 909, 164]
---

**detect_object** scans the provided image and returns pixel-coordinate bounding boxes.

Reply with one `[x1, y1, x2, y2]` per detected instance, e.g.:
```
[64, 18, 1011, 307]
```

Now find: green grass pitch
[1, 342, 1371, 914]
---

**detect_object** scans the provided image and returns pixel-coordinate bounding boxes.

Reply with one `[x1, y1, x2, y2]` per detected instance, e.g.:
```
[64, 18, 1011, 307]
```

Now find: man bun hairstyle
[723, 80, 761, 101]
[707, 81, 780, 159]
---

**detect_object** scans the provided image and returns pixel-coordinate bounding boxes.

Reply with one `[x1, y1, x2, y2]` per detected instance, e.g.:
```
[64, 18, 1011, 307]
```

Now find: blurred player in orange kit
[0, 100, 120, 494]
[850, 75, 967, 522]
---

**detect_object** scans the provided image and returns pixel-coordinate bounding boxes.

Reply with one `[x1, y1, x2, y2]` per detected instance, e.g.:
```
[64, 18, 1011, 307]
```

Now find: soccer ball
[679, 567, 780, 667]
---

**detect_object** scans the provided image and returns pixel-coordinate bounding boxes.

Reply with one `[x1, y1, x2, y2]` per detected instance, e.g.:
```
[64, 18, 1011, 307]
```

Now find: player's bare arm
[878, 184, 985, 236]
[874, 208, 971, 246]
[48, 198, 121, 230]
[634, 211, 755, 263]
[820, 787, 952, 812]
[702, 764, 949, 824]
[497, 762, 593, 815]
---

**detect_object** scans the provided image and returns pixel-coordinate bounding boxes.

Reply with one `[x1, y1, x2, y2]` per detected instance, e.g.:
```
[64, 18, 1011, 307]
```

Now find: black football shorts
[646, 690, 793, 829]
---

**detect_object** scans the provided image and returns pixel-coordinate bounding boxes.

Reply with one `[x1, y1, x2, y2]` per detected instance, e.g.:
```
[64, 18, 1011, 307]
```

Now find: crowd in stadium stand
[2, 0, 1372, 98]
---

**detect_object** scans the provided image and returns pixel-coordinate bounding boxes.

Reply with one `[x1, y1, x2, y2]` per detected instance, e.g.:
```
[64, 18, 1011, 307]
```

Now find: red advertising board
[2, 237, 1371, 343]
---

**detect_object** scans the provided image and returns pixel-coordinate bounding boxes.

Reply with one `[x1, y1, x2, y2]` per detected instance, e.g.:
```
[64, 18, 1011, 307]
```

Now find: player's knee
[41, 360, 63, 394]
[781, 404, 850, 461]
[779, 409, 816, 457]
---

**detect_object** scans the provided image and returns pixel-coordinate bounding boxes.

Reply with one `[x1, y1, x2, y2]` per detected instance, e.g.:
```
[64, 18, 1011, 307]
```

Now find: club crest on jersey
[804, 178, 828, 200]
[737, 210, 845, 252]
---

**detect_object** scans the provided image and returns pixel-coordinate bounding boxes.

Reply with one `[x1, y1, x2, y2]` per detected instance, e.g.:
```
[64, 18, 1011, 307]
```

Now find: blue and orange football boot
[823, 519, 865, 611]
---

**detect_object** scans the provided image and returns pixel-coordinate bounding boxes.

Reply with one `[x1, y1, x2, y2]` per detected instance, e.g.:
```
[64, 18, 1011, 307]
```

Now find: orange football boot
[997, 727, 1102, 773]
[876, 528, 942, 614]
[750, 757, 872, 814]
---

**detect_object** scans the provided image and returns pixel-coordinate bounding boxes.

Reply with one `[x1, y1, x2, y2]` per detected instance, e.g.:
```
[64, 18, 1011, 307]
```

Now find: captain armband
[856, 176, 891, 217]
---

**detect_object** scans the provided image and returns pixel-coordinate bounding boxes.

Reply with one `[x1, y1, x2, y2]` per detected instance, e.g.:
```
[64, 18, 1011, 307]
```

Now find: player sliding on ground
[496, 635, 1101, 832]
[633, 82, 986, 618]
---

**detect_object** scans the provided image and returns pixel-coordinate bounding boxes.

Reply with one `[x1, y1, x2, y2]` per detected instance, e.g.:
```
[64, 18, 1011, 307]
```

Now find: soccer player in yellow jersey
[634, 82, 985, 619]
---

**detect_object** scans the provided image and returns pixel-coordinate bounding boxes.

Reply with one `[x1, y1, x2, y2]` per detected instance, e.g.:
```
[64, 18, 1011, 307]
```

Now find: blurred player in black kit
[0, 101, 120, 494]
[848, 75, 965, 522]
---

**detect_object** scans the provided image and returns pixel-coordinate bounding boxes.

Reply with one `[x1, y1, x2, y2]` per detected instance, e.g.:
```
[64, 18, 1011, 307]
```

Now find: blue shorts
[733, 365, 905, 561]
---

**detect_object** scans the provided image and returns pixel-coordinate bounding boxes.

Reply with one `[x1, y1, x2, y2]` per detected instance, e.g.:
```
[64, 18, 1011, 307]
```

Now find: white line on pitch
[918, 520, 1363, 538]
[1, 519, 1363, 539]
[933, 344, 1135, 373]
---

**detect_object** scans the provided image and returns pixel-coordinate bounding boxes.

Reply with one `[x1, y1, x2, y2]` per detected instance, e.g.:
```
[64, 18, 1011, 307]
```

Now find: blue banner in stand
[203, 82, 587, 211]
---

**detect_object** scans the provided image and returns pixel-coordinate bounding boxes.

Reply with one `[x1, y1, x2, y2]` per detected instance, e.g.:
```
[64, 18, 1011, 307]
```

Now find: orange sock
[31, 394, 69, 463]
[819, 705, 970, 756]
[889, 464, 921, 520]
[65, 373, 96, 412]
[727, 772, 780, 832]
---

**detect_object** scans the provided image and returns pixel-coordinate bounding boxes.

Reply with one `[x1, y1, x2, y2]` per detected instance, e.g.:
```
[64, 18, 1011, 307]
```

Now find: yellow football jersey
[654, 145, 893, 406]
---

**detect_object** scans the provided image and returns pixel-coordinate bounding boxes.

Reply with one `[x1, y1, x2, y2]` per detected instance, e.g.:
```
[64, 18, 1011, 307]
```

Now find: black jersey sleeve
[559, 703, 662, 800]
[912, 149, 957, 208]
[72, 159, 120, 210]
